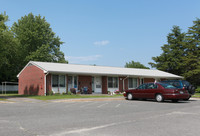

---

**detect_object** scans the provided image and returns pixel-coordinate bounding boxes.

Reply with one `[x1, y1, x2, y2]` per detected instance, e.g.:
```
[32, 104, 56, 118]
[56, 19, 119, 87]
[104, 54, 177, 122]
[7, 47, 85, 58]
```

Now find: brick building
[17, 61, 183, 95]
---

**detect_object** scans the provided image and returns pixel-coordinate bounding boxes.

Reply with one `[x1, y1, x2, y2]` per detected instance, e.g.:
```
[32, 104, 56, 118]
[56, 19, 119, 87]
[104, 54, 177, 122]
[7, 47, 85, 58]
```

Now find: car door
[145, 83, 158, 99]
[134, 84, 147, 98]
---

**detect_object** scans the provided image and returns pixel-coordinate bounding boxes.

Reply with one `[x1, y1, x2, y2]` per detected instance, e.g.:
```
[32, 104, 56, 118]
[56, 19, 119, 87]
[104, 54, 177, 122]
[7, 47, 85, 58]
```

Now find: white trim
[128, 77, 138, 89]
[51, 74, 66, 94]
[67, 75, 78, 92]
[107, 76, 119, 92]
[17, 61, 47, 78]
[44, 72, 49, 96]
[94, 76, 102, 93]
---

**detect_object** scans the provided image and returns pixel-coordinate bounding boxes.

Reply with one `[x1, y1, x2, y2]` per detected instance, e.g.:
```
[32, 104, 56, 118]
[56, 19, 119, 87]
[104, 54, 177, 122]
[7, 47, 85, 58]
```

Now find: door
[68, 76, 73, 92]
[134, 84, 147, 98]
[95, 77, 102, 93]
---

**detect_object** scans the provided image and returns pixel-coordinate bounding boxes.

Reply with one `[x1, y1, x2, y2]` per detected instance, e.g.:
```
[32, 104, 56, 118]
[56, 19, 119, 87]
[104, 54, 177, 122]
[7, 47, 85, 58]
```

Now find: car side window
[182, 81, 190, 87]
[137, 84, 147, 89]
[147, 83, 158, 89]
[171, 81, 181, 87]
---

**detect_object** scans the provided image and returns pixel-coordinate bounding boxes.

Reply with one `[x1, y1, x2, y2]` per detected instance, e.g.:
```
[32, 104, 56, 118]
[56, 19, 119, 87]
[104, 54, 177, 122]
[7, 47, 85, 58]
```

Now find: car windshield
[159, 83, 177, 89]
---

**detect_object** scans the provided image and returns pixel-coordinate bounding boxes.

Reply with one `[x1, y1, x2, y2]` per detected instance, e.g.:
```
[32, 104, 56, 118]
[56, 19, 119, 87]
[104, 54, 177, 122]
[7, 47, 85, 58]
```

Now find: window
[182, 81, 190, 87]
[52, 75, 59, 87]
[140, 78, 144, 85]
[137, 84, 147, 89]
[159, 83, 176, 89]
[108, 77, 118, 88]
[128, 78, 138, 88]
[59, 75, 65, 87]
[147, 83, 158, 89]
[52, 75, 65, 87]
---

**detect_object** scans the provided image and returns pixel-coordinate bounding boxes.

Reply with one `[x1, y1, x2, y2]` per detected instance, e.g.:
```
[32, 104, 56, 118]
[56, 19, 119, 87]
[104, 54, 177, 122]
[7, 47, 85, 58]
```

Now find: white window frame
[128, 77, 138, 89]
[107, 77, 119, 88]
[52, 74, 66, 88]
[67, 75, 78, 90]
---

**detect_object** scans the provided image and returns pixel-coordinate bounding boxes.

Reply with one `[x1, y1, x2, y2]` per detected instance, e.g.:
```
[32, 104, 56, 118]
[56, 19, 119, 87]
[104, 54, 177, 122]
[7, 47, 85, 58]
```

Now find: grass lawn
[0, 94, 123, 100]
[0, 98, 6, 101]
[192, 93, 200, 98]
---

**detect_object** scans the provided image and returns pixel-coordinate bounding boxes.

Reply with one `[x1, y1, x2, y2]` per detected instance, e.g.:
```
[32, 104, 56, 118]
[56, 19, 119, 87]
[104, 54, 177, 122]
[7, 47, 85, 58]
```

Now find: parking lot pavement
[0, 98, 200, 136]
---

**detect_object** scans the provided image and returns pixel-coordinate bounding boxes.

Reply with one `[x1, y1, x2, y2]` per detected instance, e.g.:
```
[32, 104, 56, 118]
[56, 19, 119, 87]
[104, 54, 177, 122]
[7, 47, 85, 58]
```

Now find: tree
[11, 13, 67, 71]
[125, 61, 149, 69]
[149, 26, 186, 75]
[0, 13, 19, 82]
[182, 18, 200, 85]
[149, 21, 200, 86]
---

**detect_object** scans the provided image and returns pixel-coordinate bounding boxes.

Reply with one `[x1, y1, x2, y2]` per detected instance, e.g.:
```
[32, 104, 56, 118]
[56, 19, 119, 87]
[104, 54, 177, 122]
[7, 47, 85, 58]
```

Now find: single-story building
[17, 61, 183, 95]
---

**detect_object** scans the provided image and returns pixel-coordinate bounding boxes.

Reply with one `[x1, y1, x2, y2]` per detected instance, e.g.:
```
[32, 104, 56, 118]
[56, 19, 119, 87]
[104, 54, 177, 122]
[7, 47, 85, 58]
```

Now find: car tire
[187, 85, 195, 95]
[127, 93, 133, 100]
[172, 99, 179, 103]
[155, 94, 163, 102]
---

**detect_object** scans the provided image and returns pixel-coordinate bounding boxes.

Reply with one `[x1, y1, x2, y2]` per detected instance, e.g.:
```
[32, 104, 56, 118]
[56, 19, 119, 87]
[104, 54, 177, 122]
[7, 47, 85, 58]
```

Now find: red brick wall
[124, 78, 128, 90]
[144, 78, 155, 83]
[46, 74, 52, 95]
[78, 76, 92, 94]
[18, 65, 44, 95]
[102, 76, 108, 94]
[119, 77, 128, 91]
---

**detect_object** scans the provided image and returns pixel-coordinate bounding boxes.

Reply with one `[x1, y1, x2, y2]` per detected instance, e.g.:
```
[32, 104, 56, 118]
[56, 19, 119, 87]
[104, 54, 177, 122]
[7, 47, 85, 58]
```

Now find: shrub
[62, 92, 67, 95]
[48, 90, 54, 95]
[196, 86, 200, 93]
[114, 90, 120, 94]
[70, 88, 76, 94]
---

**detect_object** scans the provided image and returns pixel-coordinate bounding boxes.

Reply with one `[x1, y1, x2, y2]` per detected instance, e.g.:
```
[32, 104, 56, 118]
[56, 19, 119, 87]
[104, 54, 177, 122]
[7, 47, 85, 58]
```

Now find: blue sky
[1, 0, 200, 68]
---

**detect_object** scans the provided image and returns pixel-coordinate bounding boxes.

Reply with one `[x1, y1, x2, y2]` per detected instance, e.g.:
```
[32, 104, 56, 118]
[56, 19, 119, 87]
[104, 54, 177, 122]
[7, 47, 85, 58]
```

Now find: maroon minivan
[124, 82, 190, 102]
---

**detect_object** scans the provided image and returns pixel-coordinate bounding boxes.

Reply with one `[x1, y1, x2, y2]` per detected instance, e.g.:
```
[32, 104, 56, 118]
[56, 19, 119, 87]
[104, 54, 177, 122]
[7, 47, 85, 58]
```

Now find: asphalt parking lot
[1, 98, 200, 136]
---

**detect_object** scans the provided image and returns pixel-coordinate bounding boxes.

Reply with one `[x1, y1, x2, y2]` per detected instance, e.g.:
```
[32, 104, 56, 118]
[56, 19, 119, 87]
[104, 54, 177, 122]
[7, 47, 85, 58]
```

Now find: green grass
[193, 93, 200, 98]
[0, 94, 123, 100]
[0, 98, 6, 101]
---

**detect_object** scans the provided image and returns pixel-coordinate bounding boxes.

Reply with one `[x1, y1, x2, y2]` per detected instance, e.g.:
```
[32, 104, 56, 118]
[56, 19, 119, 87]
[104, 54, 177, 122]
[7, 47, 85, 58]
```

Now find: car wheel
[172, 99, 179, 103]
[127, 93, 133, 100]
[187, 85, 196, 95]
[155, 94, 163, 102]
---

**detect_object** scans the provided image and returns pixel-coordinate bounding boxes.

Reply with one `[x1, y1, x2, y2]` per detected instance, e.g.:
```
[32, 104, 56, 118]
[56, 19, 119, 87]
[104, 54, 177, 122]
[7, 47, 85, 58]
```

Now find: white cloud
[93, 40, 110, 46]
[66, 55, 102, 63]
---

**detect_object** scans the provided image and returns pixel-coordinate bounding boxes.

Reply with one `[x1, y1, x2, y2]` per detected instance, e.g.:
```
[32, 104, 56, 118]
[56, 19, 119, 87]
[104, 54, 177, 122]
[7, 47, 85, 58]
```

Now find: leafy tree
[149, 26, 186, 75]
[149, 21, 200, 86]
[0, 13, 19, 82]
[11, 13, 67, 70]
[125, 61, 149, 69]
[182, 19, 200, 85]
[0, 12, 67, 83]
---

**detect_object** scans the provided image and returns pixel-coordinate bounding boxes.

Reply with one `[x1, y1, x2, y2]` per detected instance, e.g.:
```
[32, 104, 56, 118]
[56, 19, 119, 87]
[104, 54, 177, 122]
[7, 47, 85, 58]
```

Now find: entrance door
[95, 77, 102, 93]
[68, 76, 73, 92]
